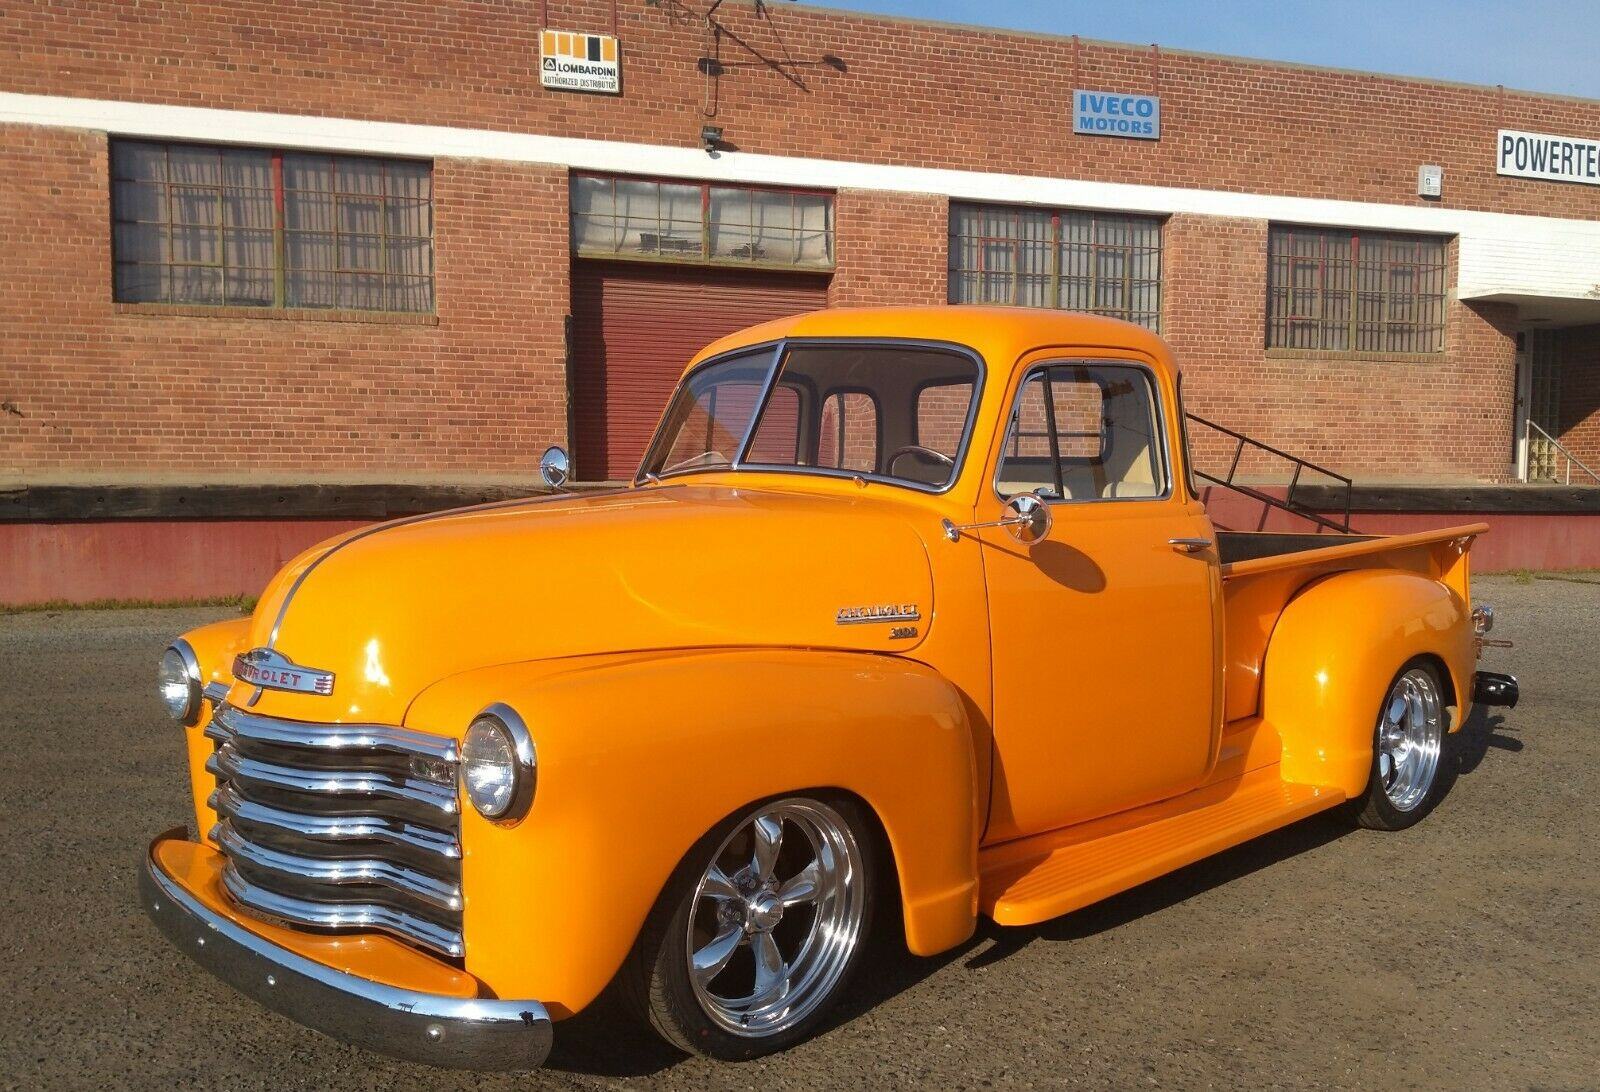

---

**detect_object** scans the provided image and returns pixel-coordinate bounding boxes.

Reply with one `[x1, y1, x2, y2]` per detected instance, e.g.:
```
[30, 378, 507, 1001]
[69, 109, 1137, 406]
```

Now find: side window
[817, 391, 879, 473]
[916, 381, 974, 458]
[997, 364, 1167, 501]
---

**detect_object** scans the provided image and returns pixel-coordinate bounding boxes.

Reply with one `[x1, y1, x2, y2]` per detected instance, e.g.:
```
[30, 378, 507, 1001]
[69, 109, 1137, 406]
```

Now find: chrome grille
[204, 703, 464, 958]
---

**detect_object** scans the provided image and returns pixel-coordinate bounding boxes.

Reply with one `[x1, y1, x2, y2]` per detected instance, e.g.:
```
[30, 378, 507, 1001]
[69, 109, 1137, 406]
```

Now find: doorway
[1516, 330, 1561, 482]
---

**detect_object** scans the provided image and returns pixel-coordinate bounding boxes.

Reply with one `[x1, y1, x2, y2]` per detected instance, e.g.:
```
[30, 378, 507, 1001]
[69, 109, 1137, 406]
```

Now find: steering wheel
[886, 445, 955, 477]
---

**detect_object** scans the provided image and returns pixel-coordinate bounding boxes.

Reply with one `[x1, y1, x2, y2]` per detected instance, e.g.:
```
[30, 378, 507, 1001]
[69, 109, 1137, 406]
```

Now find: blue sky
[802, 0, 1600, 100]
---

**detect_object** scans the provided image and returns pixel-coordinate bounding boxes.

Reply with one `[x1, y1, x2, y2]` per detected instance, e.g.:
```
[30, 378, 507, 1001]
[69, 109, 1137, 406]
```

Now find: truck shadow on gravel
[963, 705, 1520, 968]
[546, 706, 1520, 1077]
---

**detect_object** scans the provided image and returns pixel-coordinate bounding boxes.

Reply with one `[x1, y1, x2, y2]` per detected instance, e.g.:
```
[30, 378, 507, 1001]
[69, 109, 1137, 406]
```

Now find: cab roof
[688, 305, 1178, 381]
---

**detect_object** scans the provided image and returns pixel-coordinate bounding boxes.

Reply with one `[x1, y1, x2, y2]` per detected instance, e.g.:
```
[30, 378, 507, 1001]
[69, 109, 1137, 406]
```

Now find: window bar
[1047, 211, 1061, 311]
[379, 158, 390, 312]
[700, 181, 711, 260]
[1039, 368, 1066, 499]
[215, 149, 227, 305]
[162, 146, 175, 304]
[271, 150, 286, 308]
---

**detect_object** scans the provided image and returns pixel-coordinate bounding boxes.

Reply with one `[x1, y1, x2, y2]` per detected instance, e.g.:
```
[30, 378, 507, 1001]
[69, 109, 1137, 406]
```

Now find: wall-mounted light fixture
[700, 124, 724, 154]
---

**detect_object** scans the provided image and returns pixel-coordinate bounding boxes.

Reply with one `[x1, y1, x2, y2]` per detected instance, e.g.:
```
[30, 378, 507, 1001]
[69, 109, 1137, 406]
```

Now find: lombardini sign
[1497, 128, 1600, 185]
[540, 29, 620, 94]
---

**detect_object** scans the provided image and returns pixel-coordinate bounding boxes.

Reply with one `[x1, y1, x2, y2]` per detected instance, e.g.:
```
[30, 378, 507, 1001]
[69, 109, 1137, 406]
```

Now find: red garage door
[570, 261, 829, 481]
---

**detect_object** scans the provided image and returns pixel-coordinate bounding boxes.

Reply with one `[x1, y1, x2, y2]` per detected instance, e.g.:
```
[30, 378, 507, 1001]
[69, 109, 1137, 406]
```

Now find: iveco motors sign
[1073, 90, 1160, 140]
[1497, 128, 1600, 185]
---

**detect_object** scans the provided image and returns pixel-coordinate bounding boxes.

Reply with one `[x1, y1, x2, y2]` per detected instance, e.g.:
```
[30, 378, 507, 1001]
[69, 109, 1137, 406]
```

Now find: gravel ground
[0, 574, 1594, 1090]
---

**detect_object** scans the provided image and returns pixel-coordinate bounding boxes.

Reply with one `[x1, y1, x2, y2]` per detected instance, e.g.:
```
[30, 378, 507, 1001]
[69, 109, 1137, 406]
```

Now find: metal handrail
[1185, 413, 1354, 533]
[1525, 419, 1600, 485]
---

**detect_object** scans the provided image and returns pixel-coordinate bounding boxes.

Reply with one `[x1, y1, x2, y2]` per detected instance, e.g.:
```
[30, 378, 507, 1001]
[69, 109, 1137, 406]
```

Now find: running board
[978, 768, 1346, 926]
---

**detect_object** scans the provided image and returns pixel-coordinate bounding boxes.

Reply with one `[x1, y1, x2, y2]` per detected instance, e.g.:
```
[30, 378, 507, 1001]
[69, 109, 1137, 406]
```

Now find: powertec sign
[1073, 90, 1160, 140]
[540, 29, 620, 94]
[1497, 128, 1600, 185]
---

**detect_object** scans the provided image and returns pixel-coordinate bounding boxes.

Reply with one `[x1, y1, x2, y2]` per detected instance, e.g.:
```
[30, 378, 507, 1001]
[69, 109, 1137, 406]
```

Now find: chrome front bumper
[139, 830, 553, 1070]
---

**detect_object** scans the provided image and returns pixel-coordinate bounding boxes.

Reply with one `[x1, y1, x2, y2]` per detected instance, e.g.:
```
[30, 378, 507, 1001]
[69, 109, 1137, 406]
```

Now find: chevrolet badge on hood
[232, 648, 336, 696]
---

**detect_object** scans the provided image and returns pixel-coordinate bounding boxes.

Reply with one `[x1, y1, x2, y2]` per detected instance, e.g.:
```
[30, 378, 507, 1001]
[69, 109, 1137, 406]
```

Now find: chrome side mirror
[539, 445, 570, 490]
[941, 492, 1054, 545]
[1004, 493, 1053, 544]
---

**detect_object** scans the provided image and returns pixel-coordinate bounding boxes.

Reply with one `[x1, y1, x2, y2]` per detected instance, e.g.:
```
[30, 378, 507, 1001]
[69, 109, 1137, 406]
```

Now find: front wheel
[625, 795, 876, 1059]
[1353, 660, 1449, 830]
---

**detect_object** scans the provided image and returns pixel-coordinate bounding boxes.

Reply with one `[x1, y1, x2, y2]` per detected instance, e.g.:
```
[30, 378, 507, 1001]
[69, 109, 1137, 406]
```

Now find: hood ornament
[232, 648, 336, 697]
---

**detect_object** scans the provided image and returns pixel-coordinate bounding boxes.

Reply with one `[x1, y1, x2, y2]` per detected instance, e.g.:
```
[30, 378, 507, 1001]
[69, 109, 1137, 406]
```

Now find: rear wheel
[625, 795, 876, 1059]
[1353, 660, 1449, 830]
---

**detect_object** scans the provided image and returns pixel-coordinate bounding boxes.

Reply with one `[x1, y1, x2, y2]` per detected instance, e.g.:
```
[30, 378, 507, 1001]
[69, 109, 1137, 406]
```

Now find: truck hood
[233, 483, 935, 725]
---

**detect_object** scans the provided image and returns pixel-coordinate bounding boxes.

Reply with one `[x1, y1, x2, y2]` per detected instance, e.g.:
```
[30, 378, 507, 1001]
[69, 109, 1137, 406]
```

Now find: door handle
[1168, 537, 1213, 554]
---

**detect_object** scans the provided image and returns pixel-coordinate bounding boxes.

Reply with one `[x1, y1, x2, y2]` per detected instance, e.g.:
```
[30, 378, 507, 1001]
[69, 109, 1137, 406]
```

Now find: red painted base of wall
[5, 498, 1598, 607]
[1, 520, 364, 606]
[1202, 489, 1600, 572]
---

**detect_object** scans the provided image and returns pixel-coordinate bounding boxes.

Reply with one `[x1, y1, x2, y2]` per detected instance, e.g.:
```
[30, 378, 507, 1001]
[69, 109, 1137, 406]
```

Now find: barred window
[571, 174, 834, 269]
[1266, 226, 1447, 352]
[948, 204, 1162, 330]
[110, 140, 434, 313]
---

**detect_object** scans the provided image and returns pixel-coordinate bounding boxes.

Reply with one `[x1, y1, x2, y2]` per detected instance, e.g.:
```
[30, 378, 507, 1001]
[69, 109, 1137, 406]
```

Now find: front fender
[1261, 569, 1473, 797]
[176, 616, 253, 840]
[406, 649, 979, 1017]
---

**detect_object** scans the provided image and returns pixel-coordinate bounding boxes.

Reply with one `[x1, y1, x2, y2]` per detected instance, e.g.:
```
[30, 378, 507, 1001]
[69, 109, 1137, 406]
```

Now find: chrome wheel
[686, 798, 866, 1038]
[1376, 668, 1445, 812]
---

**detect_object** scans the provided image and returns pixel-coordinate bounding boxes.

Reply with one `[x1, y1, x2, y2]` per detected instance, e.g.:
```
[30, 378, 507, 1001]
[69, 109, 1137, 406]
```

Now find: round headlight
[158, 641, 202, 725]
[460, 705, 535, 823]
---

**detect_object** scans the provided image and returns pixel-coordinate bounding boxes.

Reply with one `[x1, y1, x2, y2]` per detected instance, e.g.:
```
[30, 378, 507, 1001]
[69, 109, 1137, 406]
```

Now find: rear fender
[1261, 569, 1473, 797]
[406, 648, 979, 1017]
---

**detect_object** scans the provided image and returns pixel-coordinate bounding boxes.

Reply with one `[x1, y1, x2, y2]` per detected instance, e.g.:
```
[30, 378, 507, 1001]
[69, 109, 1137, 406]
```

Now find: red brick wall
[1557, 325, 1600, 470]
[5, 1, 1600, 219]
[828, 189, 947, 308]
[1165, 214, 1518, 482]
[0, 125, 570, 480]
[0, 1, 1566, 485]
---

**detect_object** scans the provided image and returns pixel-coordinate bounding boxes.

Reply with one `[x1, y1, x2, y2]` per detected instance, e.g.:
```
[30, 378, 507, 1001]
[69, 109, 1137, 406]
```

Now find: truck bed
[1217, 523, 1487, 724]
[1216, 531, 1375, 565]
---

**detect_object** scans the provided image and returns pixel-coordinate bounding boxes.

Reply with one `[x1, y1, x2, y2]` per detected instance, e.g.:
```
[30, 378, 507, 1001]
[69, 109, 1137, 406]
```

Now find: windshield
[640, 342, 982, 490]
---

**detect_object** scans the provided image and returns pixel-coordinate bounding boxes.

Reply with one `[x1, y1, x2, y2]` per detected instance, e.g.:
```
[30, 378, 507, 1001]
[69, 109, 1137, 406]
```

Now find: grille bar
[207, 703, 458, 762]
[220, 861, 465, 959]
[211, 783, 461, 862]
[205, 702, 464, 959]
[214, 820, 463, 915]
[206, 747, 458, 821]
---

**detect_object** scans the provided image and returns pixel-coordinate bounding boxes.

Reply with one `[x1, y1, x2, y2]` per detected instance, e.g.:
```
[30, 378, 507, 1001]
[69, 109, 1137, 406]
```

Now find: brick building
[4, 0, 1600, 600]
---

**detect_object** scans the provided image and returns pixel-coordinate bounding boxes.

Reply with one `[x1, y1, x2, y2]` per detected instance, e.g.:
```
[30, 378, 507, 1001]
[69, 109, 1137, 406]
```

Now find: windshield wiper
[658, 450, 731, 476]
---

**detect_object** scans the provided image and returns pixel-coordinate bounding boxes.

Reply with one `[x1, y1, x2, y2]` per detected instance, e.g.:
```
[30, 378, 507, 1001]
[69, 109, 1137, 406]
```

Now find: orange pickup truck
[142, 306, 1517, 1068]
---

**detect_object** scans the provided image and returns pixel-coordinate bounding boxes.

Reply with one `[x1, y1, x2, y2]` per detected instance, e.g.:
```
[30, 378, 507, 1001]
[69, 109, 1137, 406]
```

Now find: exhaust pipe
[1473, 671, 1519, 708]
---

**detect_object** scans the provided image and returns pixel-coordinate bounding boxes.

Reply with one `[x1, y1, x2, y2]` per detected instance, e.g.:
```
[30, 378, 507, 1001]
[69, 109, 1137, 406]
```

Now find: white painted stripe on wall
[5, 91, 1600, 302]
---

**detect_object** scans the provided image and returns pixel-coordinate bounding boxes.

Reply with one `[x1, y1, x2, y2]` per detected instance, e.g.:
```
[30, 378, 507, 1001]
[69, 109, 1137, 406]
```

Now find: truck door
[978, 357, 1221, 843]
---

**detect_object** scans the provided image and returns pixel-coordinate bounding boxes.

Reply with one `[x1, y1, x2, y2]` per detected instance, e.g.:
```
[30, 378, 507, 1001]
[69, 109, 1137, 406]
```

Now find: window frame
[948, 202, 1165, 331]
[636, 337, 988, 496]
[108, 138, 436, 316]
[992, 359, 1174, 506]
[1265, 224, 1448, 354]
[571, 172, 837, 272]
